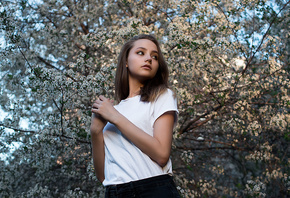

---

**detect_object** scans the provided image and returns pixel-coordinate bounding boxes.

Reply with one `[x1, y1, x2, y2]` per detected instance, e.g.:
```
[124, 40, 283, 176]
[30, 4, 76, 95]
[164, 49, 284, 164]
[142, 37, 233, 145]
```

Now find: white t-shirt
[102, 89, 178, 186]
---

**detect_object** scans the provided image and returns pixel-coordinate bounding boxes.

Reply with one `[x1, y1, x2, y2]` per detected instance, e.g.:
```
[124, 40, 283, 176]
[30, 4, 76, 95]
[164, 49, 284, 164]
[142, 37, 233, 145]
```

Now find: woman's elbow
[97, 175, 105, 183]
[90, 125, 102, 135]
[90, 125, 97, 135]
[156, 156, 170, 167]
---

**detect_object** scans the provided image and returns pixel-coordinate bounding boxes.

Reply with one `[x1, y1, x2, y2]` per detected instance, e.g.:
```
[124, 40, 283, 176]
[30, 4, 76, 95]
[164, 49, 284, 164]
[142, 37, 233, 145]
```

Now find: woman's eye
[152, 55, 158, 60]
[137, 51, 144, 55]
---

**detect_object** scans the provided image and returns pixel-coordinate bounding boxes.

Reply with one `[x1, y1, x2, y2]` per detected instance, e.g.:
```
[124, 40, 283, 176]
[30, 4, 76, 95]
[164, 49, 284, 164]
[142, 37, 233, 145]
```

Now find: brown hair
[115, 34, 169, 102]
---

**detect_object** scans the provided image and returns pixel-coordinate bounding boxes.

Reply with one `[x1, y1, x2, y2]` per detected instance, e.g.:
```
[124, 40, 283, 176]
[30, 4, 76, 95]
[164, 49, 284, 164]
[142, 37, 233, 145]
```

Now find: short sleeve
[151, 89, 178, 127]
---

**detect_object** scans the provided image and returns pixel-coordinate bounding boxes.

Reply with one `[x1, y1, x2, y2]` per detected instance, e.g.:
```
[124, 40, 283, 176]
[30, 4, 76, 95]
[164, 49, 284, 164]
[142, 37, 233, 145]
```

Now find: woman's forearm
[90, 114, 106, 182]
[91, 132, 105, 182]
[112, 112, 175, 167]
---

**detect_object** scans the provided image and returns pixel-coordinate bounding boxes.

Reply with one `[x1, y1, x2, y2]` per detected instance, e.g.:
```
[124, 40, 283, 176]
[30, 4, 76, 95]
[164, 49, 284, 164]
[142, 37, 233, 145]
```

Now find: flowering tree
[0, 0, 289, 197]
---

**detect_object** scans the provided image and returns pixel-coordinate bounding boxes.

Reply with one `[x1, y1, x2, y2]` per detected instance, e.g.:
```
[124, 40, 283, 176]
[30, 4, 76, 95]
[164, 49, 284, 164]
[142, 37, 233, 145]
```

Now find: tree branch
[241, 0, 290, 75]
[80, 21, 89, 35]
[0, 123, 36, 133]
[214, 3, 247, 58]
[117, 1, 133, 17]
[175, 145, 247, 151]
[179, 104, 223, 134]
[37, 56, 77, 82]
[209, 66, 285, 94]
[0, 123, 90, 144]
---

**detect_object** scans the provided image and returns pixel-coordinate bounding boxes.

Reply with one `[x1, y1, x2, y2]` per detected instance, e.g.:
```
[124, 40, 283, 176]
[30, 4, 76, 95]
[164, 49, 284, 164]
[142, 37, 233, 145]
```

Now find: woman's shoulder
[166, 88, 175, 95]
[163, 88, 176, 97]
[155, 88, 176, 102]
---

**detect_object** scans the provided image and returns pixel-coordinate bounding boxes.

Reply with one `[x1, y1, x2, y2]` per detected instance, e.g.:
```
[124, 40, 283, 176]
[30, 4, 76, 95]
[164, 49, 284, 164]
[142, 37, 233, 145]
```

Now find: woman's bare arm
[90, 113, 106, 182]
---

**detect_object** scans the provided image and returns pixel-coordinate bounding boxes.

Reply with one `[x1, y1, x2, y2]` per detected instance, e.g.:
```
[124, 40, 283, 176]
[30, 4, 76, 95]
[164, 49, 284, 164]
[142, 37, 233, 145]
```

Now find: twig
[0, 123, 90, 144]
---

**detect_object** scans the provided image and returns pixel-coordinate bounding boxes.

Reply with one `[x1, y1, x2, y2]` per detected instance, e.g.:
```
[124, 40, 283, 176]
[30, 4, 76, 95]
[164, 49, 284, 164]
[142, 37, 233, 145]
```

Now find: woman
[90, 34, 180, 198]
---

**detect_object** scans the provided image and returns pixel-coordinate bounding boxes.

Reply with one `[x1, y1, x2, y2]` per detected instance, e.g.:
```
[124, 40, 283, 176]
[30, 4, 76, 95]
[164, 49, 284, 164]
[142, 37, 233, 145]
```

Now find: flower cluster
[244, 179, 266, 197]
[245, 142, 274, 161]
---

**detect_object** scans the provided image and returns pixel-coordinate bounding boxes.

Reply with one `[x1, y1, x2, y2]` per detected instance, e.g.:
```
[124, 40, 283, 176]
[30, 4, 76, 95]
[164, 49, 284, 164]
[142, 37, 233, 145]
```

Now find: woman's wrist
[110, 111, 123, 126]
[90, 113, 107, 134]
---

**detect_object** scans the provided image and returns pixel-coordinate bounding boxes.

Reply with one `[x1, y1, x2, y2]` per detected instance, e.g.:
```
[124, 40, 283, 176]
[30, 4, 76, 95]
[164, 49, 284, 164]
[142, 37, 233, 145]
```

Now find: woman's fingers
[99, 95, 107, 102]
[91, 96, 117, 122]
[92, 96, 106, 112]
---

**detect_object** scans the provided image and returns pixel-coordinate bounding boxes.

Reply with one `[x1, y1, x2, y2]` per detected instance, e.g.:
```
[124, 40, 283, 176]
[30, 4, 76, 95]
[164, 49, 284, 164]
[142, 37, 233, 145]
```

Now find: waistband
[106, 174, 172, 190]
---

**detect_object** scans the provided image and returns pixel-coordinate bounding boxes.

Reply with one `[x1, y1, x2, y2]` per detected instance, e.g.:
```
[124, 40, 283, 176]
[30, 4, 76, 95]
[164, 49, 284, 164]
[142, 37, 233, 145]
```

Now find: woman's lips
[141, 64, 152, 70]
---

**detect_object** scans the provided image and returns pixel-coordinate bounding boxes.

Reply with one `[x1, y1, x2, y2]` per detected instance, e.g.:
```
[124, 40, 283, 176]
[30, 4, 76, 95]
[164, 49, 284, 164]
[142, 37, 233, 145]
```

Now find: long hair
[115, 34, 169, 102]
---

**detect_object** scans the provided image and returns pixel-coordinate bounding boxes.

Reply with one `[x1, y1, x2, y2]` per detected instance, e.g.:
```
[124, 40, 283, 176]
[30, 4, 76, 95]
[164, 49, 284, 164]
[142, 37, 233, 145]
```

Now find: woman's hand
[90, 96, 110, 134]
[91, 95, 120, 124]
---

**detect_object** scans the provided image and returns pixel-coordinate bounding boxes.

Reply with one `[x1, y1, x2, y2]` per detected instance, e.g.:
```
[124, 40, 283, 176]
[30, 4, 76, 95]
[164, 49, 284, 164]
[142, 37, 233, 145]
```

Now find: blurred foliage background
[0, 0, 289, 197]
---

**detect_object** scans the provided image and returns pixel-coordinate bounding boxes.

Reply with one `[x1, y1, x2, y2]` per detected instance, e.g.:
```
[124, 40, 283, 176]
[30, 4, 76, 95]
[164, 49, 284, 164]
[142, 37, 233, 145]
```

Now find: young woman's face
[127, 39, 159, 83]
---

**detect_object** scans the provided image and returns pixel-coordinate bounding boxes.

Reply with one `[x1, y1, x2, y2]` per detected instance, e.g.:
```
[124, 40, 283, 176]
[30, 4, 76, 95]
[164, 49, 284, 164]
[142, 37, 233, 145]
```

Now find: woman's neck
[127, 78, 144, 98]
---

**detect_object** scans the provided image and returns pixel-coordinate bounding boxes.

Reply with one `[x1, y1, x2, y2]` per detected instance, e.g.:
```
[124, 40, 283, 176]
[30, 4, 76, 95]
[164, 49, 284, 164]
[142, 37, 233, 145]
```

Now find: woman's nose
[145, 54, 152, 63]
